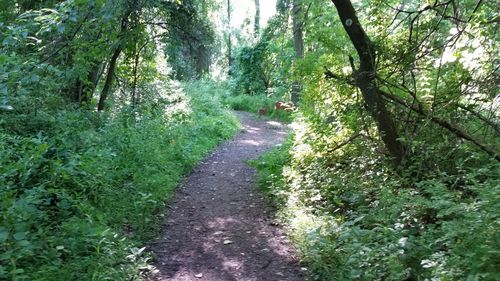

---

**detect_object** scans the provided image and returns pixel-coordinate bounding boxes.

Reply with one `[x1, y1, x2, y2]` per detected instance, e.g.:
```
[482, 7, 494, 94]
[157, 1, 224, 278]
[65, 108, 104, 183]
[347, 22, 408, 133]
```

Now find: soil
[147, 112, 307, 281]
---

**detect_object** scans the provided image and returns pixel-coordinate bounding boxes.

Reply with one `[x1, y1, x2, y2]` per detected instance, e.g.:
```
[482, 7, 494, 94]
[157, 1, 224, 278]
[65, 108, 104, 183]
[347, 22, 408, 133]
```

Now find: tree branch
[379, 90, 500, 161]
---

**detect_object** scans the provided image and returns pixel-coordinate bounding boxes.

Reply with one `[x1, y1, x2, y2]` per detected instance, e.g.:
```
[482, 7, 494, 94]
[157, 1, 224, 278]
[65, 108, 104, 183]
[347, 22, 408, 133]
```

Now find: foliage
[256, 125, 499, 280]
[229, 2, 296, 98]
[232, 43, 268, 95]
[1, 0, 499, 280]
[0, 81, 239, 280]
[252, 0, 500, 280]
[189, 78, 293, 121]
[161, 0, 217, 79]
[0, 1, 235, 278]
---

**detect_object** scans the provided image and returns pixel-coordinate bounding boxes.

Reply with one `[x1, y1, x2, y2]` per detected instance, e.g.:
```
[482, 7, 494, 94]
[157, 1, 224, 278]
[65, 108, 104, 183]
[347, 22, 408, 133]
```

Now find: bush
[0, 81, 239, 280]
[254, 116, 500, 281]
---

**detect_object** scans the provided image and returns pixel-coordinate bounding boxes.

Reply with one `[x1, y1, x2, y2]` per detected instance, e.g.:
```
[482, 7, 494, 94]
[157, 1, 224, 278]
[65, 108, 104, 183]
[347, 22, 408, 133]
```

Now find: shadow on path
[147, 112, 306, 281]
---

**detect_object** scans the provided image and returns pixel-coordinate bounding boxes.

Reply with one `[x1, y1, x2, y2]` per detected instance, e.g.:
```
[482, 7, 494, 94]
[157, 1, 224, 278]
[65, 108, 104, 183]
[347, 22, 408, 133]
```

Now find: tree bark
[132, 48, 140, 108]
[330, 0, 405, 165]
[291, 0, 304, 104]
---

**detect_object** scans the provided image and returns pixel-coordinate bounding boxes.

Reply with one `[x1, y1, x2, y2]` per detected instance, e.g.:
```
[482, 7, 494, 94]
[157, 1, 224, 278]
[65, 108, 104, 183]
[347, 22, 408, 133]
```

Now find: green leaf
[10, 268, 24, 275]
[0, 265, 7, 277]
[0, 227, 8, 243]
[13, 232, 26, 241]
[17, 240, 31, 247]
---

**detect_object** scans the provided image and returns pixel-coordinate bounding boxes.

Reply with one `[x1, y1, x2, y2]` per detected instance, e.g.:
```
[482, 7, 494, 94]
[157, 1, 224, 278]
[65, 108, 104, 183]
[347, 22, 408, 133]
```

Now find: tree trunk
[97, 9, 132, 111]
[291, 0, 304, 104]
[71, 63, 103, 105]
[254, 0, 260, 38]
[97, 47, 122, 112]
[132, 48, 140, 108]
[86, 62, 105, 103]
[330, 0, 405, 165]
[227, 0, 233, 76]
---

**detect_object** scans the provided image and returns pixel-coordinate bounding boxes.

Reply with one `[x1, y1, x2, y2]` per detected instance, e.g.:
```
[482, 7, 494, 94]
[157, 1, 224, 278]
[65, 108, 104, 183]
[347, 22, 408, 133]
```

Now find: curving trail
[148, 112, 307, 281]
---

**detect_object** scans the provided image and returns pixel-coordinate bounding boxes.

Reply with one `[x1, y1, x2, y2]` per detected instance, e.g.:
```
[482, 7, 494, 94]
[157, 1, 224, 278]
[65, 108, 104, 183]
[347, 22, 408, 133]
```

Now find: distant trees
[161, 0, 215, 80]
[227, 0, 233, 76]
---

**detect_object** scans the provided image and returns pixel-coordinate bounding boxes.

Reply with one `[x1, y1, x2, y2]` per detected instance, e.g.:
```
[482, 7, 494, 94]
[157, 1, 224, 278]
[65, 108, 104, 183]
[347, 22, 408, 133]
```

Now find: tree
[327, 0, 498, 163]
[227, 0, 233, 76]
[291, 0, 304, 104]
[330, 0, 404, 165]
[159, 0, 215, 80]
[98, 5, 135, 111]
[254, 0, 260, 38]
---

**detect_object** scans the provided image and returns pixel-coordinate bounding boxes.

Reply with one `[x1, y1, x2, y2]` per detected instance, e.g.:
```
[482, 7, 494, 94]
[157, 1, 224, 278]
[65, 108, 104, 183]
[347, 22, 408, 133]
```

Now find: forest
[0, 0, 498, 280]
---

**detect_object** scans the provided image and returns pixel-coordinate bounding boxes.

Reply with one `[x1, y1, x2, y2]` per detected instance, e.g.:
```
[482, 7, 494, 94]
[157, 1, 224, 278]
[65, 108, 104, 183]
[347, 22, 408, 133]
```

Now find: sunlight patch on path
[147, 112, 305, 281]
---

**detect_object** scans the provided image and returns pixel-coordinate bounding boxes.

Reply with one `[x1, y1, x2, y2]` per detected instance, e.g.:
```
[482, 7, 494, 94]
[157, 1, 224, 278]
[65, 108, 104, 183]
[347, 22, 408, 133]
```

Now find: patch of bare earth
[147, 112, 307, 281]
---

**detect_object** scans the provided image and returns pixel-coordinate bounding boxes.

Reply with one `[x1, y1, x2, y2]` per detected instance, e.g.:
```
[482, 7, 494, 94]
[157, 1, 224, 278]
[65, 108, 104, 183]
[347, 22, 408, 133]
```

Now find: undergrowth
[189, 79, 293, 122]
[253, 117, 500, 281]
[0, 81, 239, 280]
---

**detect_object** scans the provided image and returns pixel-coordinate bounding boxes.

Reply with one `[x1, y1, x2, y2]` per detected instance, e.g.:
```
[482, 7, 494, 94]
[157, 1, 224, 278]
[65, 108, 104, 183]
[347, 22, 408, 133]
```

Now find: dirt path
[148, 112, 307, 281]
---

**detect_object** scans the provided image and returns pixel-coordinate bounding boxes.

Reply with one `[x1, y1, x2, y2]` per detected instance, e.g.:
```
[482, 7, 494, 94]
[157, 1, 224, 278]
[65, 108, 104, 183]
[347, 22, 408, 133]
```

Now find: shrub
[0, 81, 239, 280]
[254, 116, 500, 281]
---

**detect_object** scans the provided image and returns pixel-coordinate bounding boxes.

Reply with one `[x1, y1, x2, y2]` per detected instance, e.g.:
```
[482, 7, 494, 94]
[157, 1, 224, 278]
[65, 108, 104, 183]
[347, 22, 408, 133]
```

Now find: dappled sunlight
[206, 217, 238, 230]
[153, 214, 300, 280]
[235, 121, 290, 147]
[236, 125, 266, 146]
[239, 139, 263, 146]
[148, 112, 302, 280]
[1, 0, 495, 278]
[162, 81, 193, 120]
[243, 125, 261, 133]
[221, 259, 243, 272]
[204, 215, 298, 260]
[266, 120, 283, 127]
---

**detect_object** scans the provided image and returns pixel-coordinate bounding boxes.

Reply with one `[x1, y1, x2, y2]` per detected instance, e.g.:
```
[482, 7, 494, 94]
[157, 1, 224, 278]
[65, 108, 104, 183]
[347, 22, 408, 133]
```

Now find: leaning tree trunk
[97, 47, 122, 112]
[97, 9, 132, 112]
[330, 0, 405, 165]
[291, 0, 304, 104]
